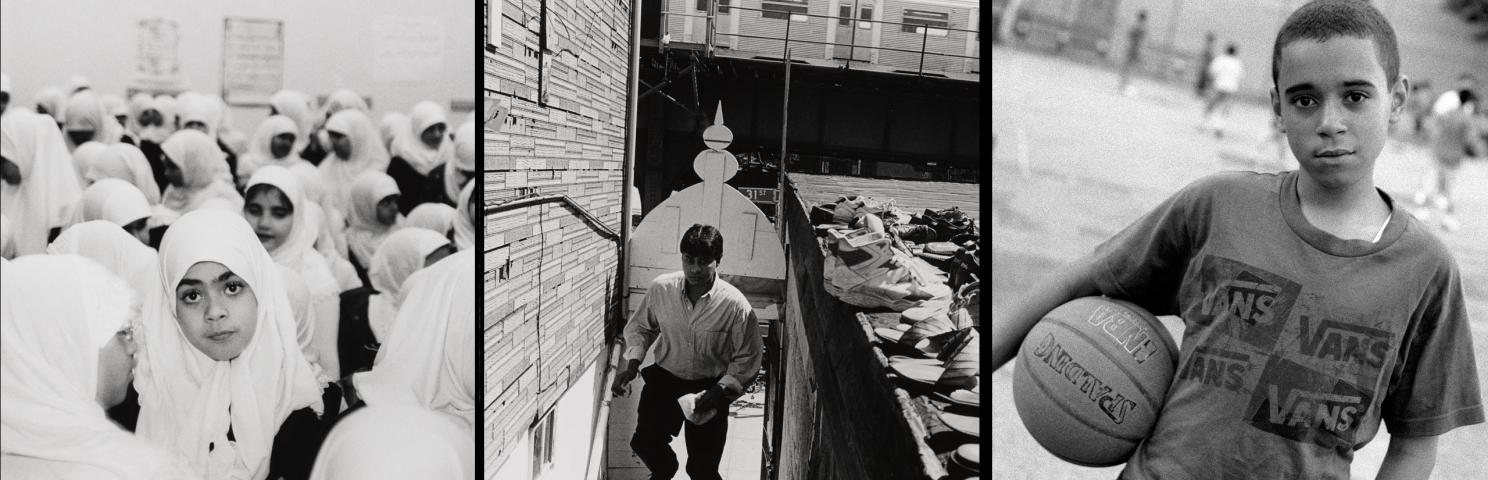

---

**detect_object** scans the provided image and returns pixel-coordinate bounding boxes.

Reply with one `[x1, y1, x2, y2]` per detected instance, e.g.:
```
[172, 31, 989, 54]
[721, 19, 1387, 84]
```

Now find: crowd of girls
[2, 74, 478, 479]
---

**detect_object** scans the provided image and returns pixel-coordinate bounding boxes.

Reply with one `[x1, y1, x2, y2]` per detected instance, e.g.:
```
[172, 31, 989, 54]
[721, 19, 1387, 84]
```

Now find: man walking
[613, 223, 763, 480]
[1117, 10, 1149, 96]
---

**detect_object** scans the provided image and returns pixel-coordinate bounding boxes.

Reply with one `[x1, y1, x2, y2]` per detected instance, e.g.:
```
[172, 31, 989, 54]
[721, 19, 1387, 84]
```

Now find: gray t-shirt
[1092, 170, 1483, 479]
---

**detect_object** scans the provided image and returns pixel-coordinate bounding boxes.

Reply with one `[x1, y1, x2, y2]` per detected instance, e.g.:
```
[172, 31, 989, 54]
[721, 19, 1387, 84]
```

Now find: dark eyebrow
[176, 271, 241, 289]
[1284, 80, 1377, 95]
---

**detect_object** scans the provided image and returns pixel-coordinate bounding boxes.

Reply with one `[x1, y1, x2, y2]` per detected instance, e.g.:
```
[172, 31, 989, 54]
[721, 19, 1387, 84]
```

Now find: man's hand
[694, 384, 728, 412]
[610, 359, 641, 397]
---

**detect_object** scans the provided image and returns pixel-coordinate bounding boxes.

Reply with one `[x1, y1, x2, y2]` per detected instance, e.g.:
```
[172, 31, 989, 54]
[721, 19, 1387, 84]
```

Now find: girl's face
[96, 313, 138, 408]
[376, 195, 400, 225]
[329, 131, 353, 160]
[244, 186, 294, 252]
[161, 155, 185, 187]
[174, 261, 258, 361]
[424, 244, 456, 267]
[124, 218, 151, 246]
[270, 133, 296, 159]
[420, 123, 447, 149]
[67, 129, 96, 146]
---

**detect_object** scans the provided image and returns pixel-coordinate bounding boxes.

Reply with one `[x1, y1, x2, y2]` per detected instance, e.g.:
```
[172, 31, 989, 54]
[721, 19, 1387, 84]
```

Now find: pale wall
[0, 0, 475, 131]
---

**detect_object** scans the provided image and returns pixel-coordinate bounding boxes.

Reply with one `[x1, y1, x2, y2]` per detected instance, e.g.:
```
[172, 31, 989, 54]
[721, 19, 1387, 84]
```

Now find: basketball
[1012, 296, 1179, 467]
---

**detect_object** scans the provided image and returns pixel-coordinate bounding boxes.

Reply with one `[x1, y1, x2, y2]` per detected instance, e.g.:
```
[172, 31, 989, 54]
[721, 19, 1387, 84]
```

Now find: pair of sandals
[912, 206, 978, 242]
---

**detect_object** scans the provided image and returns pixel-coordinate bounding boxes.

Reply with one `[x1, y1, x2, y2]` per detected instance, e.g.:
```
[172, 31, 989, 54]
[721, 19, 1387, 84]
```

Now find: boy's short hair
[680, 224, 724, 263]
[1271, 0, 1399, 88]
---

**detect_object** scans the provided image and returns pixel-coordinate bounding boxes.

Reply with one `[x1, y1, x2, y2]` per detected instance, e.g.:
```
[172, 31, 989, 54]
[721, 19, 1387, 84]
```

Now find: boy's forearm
[991, 255, 1103, 371]
[1374, 435, 1437, 480]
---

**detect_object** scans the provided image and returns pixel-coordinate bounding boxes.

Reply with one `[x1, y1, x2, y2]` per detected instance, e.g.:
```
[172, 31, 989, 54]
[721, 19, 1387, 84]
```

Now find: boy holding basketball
[992, 1, 1483, 479]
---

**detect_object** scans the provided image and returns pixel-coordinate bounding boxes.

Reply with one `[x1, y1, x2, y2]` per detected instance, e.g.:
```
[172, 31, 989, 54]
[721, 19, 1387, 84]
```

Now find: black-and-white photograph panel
[484, 0, 981, 478]
[1, 0, 477, 478]
[989, 0, 1487, 479]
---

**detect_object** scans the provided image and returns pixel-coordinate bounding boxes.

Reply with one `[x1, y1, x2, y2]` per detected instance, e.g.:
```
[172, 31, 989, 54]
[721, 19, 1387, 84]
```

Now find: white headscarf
[87, 143, 162, 204]
[136, 94, 179, 144]
[444, 118, 476, 202]
[390, 101, 450, 176]
[134, 209, 324, 480]
[354, 249, 475, 429]
[77, 178, 152, 228]
[160, 129, 242, 218]
[367, 227, 450, 343]
[307, 405, 473, 480]
[245, 166, 340, 298]
[70, 141, 109, 185]
[238, 115, 304, 179]
[452, 180, 475, 251]
[319, 109, 388, 215]
[34, 87, 68, 124]
[345, 171, 403, 266]
[405, 202, 456, 239]
[176, 93, 224, 138]
[47, 221, 160, 289]
[1, 111, 85, 256]
[378, 113, 409, 153]
[322, 90, 369, 119]
[289, 163, 351, 263]
[1, 254, 196, 480]
[64, 91, 125, 147]
[268, 90, 314, 144]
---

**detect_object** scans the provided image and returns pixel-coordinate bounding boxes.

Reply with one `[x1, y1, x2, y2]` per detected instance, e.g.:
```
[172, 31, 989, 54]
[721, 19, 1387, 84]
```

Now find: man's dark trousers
[630, 364, 728, 480]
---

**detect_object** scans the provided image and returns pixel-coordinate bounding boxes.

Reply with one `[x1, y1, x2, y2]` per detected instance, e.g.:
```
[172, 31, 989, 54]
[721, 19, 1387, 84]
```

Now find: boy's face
[1271, 37, 1407, 190]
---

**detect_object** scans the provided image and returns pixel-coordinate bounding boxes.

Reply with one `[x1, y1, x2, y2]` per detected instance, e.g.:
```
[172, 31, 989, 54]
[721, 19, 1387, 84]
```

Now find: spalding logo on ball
[1013, 296, 1179, 467]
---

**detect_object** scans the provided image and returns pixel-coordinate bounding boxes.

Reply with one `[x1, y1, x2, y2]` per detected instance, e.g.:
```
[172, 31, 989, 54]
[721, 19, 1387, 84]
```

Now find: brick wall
[484, 0, 631, 474]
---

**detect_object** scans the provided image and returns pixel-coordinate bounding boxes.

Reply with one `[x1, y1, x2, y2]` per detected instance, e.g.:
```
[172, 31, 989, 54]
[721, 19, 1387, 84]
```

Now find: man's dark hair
[1460, 89, 1478, 109]
[680, 224, 724, 263]
[1226, 44, 1238, 55]
[1271, 0, 1399, 88]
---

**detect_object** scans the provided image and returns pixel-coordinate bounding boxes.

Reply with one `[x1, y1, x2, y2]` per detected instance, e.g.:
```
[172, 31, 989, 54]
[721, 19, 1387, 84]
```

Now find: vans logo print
[1297, 316, 1391, 369]
[1178, 346, 1249, 392]
[1191, 256, 1302, 351]
[1246, 357, 1372, 449]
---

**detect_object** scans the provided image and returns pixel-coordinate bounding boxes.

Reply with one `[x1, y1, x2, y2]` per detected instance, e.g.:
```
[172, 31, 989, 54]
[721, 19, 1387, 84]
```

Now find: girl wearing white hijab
[307, 405, 473, 480]
[268, 90, 314, 149]
[34, 87, 68, 126]
[2, 111, 85, 256]
[319, 109, 387, 214]
[47, 221, 160, 288]
[287, 162, 360, 291]
[76, 179, 153, 244]
[71, 140, 108, 185]
[322, 90, 369, 118]
[88, 143, 163, 204]
[366, 227, 453, 344]
[244, 165, 344, 381]
[404, 202, 457, 241]
[377, 112, 409, 153]
[237, 115, 305, 180]
[1, 255, 197, 480]
[159, 129, 243, 224]
[351, 248, 474, 430]
[134, 209, 326, 480]
[452, 179, 476, 251]
[388, 101, 452, 213]
[444, 118, 477, 204]
[63, 90, 127, 148]
[344, 171, 403, 281]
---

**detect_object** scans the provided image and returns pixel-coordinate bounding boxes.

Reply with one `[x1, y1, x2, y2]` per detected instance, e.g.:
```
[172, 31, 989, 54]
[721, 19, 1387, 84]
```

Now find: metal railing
[659, 4, 980, 77]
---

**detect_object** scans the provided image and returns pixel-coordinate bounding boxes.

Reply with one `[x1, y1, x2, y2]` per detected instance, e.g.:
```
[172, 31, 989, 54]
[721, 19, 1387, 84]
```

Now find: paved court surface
[990, 44, 1488, 480]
